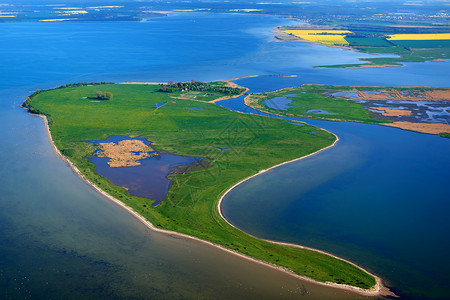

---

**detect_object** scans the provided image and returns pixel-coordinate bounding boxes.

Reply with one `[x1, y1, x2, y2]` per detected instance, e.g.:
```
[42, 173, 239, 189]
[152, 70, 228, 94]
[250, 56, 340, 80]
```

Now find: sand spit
[33, 112, 394, 298]
[216, 127, 396, 298]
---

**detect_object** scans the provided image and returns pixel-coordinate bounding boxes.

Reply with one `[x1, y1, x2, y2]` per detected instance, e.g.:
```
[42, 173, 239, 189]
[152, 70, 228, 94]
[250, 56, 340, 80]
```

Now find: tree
[168, 80, 175, 86]
[96, 91, 113, 100]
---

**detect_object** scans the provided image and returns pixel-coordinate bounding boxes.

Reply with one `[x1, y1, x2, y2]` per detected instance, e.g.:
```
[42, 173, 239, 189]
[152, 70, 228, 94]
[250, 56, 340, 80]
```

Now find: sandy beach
[34, 111, 394, 298]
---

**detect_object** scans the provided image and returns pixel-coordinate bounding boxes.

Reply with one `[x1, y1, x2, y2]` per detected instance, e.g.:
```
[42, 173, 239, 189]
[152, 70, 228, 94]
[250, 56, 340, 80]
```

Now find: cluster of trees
[96, 91, 113, 100]
[158, 80, 245, 95]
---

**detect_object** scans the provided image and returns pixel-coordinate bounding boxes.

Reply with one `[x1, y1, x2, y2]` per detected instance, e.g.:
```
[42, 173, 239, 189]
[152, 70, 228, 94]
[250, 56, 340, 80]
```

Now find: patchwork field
[278, 25, 450, 68]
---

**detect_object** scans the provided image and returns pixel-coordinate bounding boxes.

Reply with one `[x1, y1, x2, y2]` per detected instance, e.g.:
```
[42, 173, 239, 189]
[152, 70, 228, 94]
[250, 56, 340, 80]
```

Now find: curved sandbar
[216, 123, 394, 297]
[23, 82, 391, 297]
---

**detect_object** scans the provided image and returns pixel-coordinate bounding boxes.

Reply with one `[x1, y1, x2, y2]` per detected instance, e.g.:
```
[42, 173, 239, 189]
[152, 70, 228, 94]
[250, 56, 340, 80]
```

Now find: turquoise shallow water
[1, 12, 449, 299]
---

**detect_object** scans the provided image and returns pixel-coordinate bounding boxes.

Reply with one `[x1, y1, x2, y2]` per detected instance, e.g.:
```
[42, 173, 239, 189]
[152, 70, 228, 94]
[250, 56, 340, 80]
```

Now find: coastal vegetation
[246, 85, 386, 123]
[158, 80, 246, 95]
[23, 82, 378, 292]
[245, 84, 450, 136]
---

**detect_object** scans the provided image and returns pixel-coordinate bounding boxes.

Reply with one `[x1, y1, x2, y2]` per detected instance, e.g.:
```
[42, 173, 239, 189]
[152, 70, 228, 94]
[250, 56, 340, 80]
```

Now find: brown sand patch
[226, 81, 240, 88]
[97, 139, 157, 167]
[244, 94, 265, 110]
[370, 107, 412, 117]
[384, 122, 450, 135]
[340, 89, 450, 101]
[425, 90, 450, 100]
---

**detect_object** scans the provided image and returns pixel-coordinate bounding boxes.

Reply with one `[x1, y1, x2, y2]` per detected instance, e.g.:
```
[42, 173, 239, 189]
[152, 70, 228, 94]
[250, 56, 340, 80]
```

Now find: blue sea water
[1, 12, 449, 299]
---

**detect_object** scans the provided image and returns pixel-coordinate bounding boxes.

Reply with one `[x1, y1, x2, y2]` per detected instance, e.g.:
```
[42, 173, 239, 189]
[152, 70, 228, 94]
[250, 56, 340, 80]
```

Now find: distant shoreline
[274, 27, 402, 69]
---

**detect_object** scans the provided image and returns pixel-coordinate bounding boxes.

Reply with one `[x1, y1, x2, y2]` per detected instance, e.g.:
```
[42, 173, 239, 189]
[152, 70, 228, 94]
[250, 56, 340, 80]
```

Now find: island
[20, 80, 395, 296]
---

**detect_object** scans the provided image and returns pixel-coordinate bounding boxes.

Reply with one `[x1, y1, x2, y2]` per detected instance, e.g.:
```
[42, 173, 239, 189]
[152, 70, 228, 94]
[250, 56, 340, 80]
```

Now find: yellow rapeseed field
[283, 30, 352, 45]
[386, 33, 450, 40]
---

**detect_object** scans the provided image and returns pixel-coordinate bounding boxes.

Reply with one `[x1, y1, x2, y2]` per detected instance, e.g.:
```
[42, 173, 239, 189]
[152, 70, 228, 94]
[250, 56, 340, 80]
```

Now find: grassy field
[247, 85, 388, 123]
[389, 39, 450, 48]
[345, 37, 392, 47]
[25, 82, 378, 291]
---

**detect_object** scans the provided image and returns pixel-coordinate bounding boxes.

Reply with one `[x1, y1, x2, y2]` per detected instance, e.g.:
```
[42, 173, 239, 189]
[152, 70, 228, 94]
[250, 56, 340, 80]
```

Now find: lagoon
[89, 136, 202, 206]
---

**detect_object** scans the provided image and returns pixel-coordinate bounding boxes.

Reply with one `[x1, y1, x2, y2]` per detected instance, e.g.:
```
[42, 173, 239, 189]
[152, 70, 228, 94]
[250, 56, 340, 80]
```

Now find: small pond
[89, 136, 202, 206]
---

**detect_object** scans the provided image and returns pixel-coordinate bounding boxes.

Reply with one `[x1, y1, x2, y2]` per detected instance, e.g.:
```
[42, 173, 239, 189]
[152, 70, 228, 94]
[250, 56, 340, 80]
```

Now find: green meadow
[247, 85, 388, 123]
[25, 82, 377, 290]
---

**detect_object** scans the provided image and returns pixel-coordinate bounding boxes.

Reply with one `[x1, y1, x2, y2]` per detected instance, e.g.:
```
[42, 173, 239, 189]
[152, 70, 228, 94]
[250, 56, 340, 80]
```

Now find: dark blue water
[1, 11, 449, 299]
[306, 109, 337, 115]
[219, 83, 450, 299]
[331, 92, 360, 98]
[262, 95, 295, 111]
[89, 136, 201, 206]
[154, 102, 167, 108]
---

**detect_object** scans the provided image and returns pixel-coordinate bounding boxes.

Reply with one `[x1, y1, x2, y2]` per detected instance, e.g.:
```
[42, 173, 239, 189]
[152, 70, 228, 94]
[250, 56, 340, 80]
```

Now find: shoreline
[224, 74, 297, 82]
[215, 124, 394, 298]
[33, 111, 393, 298]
